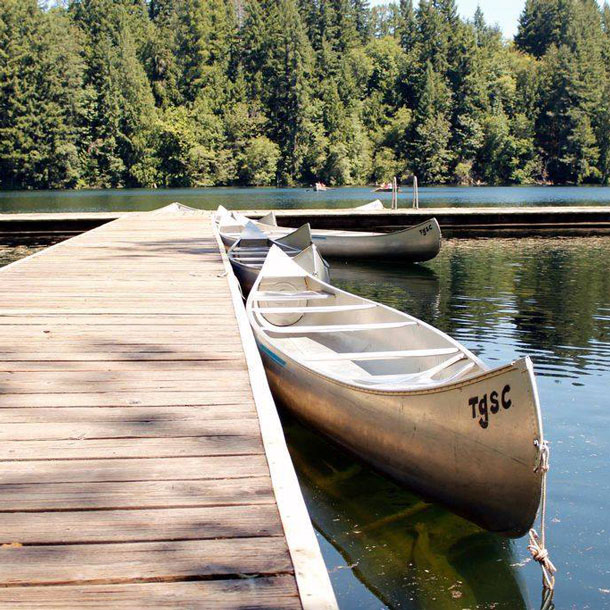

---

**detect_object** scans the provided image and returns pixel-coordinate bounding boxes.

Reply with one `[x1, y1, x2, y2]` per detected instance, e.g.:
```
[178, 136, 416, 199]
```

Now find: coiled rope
[528, 440, 557, 591]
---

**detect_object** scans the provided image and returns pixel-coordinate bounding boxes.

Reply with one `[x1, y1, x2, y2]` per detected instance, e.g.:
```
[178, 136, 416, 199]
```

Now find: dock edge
[213, 222, 338, 610]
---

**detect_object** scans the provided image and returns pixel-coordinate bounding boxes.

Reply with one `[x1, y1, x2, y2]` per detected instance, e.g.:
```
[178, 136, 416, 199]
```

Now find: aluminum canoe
[214, 204, 441, 262]
[228, 222, 329, 297]
[246, 246, 545, 537]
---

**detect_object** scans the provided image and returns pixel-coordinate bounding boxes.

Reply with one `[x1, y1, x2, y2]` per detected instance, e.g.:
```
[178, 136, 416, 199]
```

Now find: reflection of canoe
[228, 223, 329, 297]
[247, 247, 545, 537]
[284, 417, 529, 609]
[214, 205, 441, 262]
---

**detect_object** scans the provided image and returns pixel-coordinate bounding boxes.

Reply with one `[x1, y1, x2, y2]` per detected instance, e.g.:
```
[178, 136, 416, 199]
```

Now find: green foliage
[1, 0, 609, 189]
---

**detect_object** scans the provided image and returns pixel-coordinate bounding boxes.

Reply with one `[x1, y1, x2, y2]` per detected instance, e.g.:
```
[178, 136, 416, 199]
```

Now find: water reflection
[285, 418, 530, 609]
[332, 238, 610, 381]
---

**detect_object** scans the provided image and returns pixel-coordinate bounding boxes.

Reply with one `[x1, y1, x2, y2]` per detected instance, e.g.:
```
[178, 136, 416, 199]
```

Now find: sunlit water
[1, 185, 610, 213]
[2, 194, 610, 609]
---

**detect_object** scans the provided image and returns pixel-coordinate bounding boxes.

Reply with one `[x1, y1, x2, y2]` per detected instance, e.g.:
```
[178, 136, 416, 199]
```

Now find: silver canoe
[228, 222, 329, 297]
[214, 204, 441, 262]
[246, 246, 545, 537]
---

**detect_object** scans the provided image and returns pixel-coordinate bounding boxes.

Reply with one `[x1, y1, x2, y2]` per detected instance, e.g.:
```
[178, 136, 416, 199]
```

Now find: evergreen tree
[353, 0, 371, 43]
[412, 61, 453, 182]
[263, 0, 315, 183]
[0, 1, 86, 189]
[536, 0, 606, 182]
[398, 0, 417, 51]
[516, 0, 563, 58]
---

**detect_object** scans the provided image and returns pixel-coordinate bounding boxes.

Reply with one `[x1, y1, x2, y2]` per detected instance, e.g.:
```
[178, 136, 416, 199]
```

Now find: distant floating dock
[252, 206, 610, 237]
[0, 205, 336, 608]
[2, 206, 609, 239]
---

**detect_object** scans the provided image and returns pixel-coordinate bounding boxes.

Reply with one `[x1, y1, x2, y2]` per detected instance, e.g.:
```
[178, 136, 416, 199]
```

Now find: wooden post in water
[413, 176, 419, 209]
[392, 177, 398, 209]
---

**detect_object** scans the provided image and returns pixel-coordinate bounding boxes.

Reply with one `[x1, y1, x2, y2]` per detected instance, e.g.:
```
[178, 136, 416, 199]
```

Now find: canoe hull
[230, 258, 258, 297]
[255, 332, 542, 537]
[220, 219, 442, 262]
[311, 219, 441, 261]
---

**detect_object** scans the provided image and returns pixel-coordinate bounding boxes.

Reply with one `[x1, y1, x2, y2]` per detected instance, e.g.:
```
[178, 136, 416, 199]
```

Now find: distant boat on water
[373, 182, 401, 193]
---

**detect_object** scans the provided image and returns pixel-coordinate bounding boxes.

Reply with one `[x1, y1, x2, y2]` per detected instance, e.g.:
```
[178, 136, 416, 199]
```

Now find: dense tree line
[1, 0, 609, 189]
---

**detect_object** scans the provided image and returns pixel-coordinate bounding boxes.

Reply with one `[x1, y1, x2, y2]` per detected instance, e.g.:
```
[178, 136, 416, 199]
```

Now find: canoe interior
[253, 273, 485, 389]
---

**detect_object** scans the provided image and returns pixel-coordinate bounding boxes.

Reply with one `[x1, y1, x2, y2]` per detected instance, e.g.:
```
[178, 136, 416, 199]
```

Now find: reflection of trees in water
[285, 418, 528, 610]
[331, 261, 441, 327]
[333, 238, 610, 375]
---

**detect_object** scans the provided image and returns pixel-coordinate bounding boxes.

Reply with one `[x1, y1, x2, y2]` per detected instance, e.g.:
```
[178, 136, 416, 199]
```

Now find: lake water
[1, 185, 610, 213]
[1, 188, 609, 609]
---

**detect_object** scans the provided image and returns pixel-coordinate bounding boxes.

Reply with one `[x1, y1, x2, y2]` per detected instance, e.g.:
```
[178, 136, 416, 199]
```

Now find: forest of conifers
[1, 0, 609, 189]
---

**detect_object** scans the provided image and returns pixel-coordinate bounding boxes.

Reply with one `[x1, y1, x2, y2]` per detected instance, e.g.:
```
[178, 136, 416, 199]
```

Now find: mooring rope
[528, 440, 557, 591]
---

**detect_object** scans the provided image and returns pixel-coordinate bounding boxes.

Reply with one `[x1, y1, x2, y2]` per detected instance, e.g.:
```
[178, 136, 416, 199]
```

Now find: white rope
[528, 440, 557, 591]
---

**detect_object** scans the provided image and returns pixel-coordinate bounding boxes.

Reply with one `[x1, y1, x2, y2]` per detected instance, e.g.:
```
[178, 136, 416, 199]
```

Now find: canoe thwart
[302, 347, 460, 362]
[253, 304, 377, 314]
[260, 321, 417, 334]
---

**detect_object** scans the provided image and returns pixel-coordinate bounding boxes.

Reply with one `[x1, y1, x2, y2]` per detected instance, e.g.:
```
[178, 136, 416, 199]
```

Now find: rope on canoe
[528, 439, 557, 591]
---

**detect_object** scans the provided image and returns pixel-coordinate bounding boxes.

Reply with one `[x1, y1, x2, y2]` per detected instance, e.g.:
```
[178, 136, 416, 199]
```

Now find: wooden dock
[0, 205, 336, 608]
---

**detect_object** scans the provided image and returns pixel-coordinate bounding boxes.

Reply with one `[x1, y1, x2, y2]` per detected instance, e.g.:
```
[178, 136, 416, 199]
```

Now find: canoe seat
[253, 291, 334, 301]
[352, 354, 474, 386]
[277, 337, 370, 379]
[260, 320, 416, 334]
[253, 303, 377, 314]
[302, 347, 459, 362]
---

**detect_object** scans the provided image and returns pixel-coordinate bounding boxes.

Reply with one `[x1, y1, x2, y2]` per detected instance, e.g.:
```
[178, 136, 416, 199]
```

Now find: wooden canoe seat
[260, 321, 416, 334]
[302, 347, 459, 361]
[253, 303, 377, 314]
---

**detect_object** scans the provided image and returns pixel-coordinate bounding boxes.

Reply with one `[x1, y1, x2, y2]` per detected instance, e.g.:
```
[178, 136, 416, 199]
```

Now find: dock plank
[0, 577, 300, 609]
[0, 478, 274, 512]
[0, 505, 283, 544]
[0, 538, 293, 586]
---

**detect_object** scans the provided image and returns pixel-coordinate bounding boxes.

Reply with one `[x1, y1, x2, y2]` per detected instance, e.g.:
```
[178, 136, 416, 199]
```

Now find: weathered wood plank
[0, 436, 262, 460]
[0, 477, 274, 511]
[0, 379, 253, 393]
[0, 391, 253, 408]
[0, 577, 300, 609]
[0, 421, 261, 442]
[0, 538, 292, 586]
[0, 406, 257, 423]
[0, 366, 249, 384]
[0, 455, 269, 485]
[0, 353, 244, 363]
[0, 505, 283, 544]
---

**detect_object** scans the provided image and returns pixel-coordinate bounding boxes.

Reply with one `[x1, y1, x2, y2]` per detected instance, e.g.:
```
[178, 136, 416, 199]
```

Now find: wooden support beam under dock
[0, 205, 336, 608]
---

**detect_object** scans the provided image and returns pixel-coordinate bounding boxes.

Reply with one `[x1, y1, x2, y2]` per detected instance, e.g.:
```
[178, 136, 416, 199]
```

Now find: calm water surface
[1, 185, 610, 213]
[1, 194, 609, 608]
